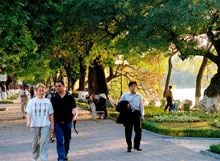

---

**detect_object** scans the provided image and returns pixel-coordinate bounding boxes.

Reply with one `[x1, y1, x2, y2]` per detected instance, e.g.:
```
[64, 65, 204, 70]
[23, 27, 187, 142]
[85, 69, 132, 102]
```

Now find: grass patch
[159, 121, 216, 129]
[0, 99, 13, 103]
[0, 93, 19, 104]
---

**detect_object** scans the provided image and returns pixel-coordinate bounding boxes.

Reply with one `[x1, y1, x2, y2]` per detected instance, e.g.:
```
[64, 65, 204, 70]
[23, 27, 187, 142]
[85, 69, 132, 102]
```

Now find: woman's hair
[36, 83, 46, 91]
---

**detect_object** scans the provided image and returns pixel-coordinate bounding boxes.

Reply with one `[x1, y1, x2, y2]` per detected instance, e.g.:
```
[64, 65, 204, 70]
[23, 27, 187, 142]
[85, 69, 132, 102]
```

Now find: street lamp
[115, 56, 129, 96]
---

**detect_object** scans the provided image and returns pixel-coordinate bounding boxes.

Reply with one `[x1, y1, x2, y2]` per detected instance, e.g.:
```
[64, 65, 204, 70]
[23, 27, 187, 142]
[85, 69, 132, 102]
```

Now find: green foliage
[210, 144, 220, 155]
[152, 115, 201, 123]
[144, 105, 164, 117]
[108, 111, 119, 118]
[76, 102, 88, 108]
[153, 111, 220, 120]
[212, 118, 220, 128]
[148, 100, 156, 106]
[160, 98, 166, 107]
[182, 99, 193, 111]
[142, 120, 220, 138]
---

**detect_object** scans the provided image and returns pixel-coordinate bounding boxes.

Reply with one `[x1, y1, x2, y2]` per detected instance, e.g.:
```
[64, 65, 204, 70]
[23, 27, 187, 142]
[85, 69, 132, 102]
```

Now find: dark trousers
[124, 111, 142, 149]
[164, 99, 173, 111]
[54, 120, 72, 161]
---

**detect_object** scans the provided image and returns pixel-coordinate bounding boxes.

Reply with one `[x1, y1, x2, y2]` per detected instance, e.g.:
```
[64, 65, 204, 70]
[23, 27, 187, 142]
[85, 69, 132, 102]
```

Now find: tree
[119, 0, 220, 112]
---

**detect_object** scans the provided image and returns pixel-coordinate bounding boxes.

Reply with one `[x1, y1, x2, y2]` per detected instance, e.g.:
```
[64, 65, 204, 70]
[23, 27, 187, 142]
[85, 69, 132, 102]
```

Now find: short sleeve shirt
[26, 97, 54, 127]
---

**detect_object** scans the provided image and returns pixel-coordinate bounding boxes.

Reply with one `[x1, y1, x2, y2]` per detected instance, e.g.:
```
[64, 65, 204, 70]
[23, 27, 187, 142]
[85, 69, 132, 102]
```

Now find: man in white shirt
[19, 85, 29, 119]
[120, 81, 144, 152]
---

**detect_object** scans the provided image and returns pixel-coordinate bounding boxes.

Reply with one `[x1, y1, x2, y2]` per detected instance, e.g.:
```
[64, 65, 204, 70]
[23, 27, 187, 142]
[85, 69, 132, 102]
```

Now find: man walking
[164, 85, 173, 112]
[120, 81, 144, 152]
[19, 85, 29, 119]
[51, 80, 78, 161]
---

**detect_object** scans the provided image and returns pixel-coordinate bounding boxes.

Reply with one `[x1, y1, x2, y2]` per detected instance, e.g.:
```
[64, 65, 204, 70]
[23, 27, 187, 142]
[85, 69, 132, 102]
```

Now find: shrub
[212, 117, 220, 128]
[149, 100, 156, 106]
[144, 105, 164, 117]
[160, 98, 166, 107]
[210, 144, 220, 155]
[108, 111, 119, 118]
[76, 102, 88, 108]
[182, 99, 193, 111]
[142, 120, 220, 137]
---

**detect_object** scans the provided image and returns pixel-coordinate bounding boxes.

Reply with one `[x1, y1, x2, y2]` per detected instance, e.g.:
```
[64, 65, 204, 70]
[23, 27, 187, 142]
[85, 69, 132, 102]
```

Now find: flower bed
[212, 118, 220, 128]
[142, 120, 220, 137]
[153, 111, 219, 120]
[152, 115, 201, 123]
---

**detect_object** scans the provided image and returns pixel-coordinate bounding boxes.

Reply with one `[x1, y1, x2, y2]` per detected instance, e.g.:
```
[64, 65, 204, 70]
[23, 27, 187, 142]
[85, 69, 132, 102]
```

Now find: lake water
[172, 88, 206, 105]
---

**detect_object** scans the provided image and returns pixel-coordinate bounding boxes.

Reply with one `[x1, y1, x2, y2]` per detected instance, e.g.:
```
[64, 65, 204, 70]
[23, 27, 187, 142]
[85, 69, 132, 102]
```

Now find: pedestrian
[51, 80, 78, 161]
[96, 93, 107, 119]
[30, 86, 35, 99]
[164, 85, 173, 112]
[120, 81, 144, 152]
[19, 85, 29, 119]
[45, 86, 56, 100]
[26, 83, 54, 161]
[45, 85, 56, 143]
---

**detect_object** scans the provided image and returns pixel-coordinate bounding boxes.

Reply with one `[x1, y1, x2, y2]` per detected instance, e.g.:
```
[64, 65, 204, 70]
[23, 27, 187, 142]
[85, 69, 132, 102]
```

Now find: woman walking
[26, 83, 54, 161]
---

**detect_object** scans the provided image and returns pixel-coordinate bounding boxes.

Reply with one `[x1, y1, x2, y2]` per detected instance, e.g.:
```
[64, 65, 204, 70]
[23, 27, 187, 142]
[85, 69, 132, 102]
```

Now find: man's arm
[72, 108, 78, 122]
[26, 113, 31, 128]
[139, 96, 144, 120]
[49, 114, 54, 133]
[171, 91, 173, 100]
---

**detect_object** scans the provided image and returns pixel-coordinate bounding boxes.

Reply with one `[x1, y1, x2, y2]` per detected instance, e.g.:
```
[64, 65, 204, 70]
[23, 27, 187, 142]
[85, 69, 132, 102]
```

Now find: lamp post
[115, 56, 129, 96]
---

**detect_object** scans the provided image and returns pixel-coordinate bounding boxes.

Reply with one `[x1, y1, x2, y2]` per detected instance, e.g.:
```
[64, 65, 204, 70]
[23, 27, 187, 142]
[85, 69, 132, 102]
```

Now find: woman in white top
[26, 83, 54, 161]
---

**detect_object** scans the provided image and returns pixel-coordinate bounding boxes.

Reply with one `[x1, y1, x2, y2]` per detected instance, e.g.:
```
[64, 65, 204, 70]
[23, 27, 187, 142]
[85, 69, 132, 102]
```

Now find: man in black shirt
[51, 80, 78, 161]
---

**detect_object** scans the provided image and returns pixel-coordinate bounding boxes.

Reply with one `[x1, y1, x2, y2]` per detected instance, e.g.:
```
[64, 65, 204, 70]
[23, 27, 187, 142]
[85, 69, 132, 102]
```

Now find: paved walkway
[0, 101, 220, 161]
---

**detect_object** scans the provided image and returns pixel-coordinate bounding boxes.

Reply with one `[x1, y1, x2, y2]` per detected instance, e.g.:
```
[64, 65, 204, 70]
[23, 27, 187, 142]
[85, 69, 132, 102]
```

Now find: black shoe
[22, 116, 26, 119]
[134, 148, 142, 151]
[127, 148, 132, 152]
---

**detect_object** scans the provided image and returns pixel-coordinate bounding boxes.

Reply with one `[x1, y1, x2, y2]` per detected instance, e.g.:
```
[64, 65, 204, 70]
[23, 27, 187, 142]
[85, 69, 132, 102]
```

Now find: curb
[200, 150, 220, 160]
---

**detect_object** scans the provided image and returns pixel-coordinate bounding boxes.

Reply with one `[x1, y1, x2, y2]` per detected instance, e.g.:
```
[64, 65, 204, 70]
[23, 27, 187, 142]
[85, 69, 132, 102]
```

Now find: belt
[58, 121, 78, 134]
[132, 109, 140, 112]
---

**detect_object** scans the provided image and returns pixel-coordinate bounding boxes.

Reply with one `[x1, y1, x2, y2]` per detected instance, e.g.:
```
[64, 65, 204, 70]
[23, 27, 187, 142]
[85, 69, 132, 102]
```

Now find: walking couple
[26, 80, 78, 161]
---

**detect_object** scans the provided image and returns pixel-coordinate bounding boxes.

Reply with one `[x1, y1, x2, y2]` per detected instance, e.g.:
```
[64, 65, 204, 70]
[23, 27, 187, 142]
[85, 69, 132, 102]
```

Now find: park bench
[87, 102, 105, 120]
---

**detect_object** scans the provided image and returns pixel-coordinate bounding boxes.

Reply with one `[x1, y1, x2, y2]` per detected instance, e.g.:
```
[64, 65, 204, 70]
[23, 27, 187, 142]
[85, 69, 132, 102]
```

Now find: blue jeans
[54, 120, 72, 161]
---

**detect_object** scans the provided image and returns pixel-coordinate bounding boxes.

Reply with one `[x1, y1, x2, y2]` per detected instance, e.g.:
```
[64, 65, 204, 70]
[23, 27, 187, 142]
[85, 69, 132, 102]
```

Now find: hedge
[210, 144, 220, 155]
[76, 102, 88, 108]
[142, 120, 220, 138]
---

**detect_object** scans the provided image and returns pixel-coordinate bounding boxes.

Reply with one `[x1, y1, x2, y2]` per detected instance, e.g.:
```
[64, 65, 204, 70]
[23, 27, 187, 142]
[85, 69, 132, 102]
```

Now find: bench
[88, 102, 105, 120]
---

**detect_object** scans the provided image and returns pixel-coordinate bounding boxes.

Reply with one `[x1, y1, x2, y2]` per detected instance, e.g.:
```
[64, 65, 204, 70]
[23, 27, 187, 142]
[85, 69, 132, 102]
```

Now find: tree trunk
[199, 69, 220, 112]
[195, 57, 208, 107]
[163, 55, 173, 97]
[78, 58, 86, 100]
[88, 59, 108, 96]
[88, 66, 96, 96]
[71, 77, 77, 91]
[67, 72, 72, 91]
[94, 59, 108, 95]
[0, 82, 6, 99]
